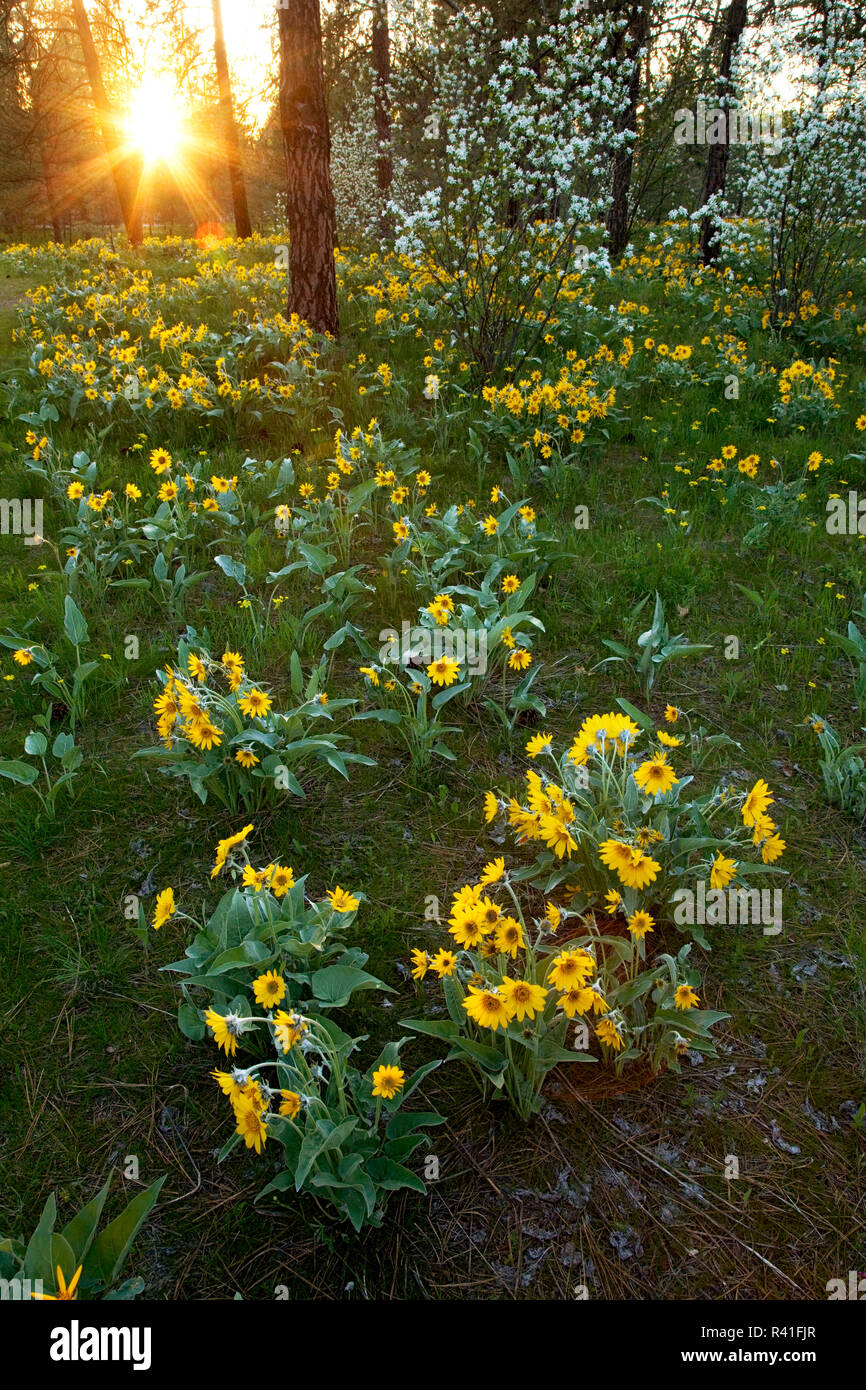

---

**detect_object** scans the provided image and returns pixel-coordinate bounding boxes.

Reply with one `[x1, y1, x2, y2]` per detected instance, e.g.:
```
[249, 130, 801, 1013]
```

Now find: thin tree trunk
[372, 0, 392, 236]
[71, 0, 142, 246]
[40, 155, 64, 243]
[606, 2, 649, 261]
[35, 119, 64, 243]
[211, 0, 252, 239]
[277, 0, 339, 336]
[699, 0, 748, 264]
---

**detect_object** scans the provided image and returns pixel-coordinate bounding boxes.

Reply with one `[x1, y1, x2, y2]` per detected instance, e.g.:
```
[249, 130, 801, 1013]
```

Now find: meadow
[0, 227, 863, 1301]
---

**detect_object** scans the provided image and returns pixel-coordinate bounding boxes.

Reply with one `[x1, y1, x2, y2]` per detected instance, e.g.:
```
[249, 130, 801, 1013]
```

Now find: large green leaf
[63, 594, 89, 647]
[297, 542, 336, 574]
[442, 973, 466, 1028]
[72, 660, 99, 688]
[52, 731, 75, 759]
[215, 554, 246, 586]
[385, 1111, 445, 1141]
[397, 1018, 460, 1041]
[49, 1234, 79, 1291]
[658, 642, 712, 659]
[346, 479, 379, 515]
[60, 1177, 111, 1267]
[446, 1037, 509, 1073]
[0, 760, 38, 785]
[177, 1001, 206, 1041]
[103, 1276, 146, 1300]
[207, 940, 272, 974]
[295, 1118, 358, 1189]
[310, 964, 392, 1008]
[22, 1193, 57, 1281]
[614, 697, 654, 731]
[653, 1007, 730, 1033]
[366, 1156, 426, 1194]
[82, 1176, 166, 1289]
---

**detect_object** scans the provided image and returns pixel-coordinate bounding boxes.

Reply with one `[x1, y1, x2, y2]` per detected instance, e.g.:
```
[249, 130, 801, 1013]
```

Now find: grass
[0, 235, 863, 1299]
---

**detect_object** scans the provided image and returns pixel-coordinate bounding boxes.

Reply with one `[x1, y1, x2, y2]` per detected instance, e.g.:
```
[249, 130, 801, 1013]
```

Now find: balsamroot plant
[404, 855, 726, 1116]
[136, 628, 373, 809]
[156, 825, 443, 1233]
[487, 706, 786, 948]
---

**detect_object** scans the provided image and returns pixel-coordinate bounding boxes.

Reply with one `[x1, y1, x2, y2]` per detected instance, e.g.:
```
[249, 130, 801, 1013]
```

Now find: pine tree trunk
[372, 0, 393, 236]
[71, 0, 143, 247]
[277, 0, 339, 336]
[39, 143, 64, 244]
[35, 111, 64, 244]
[606, 3, 649, 261]
[699, 0, 748, 265]
[211, 0, 252, 239]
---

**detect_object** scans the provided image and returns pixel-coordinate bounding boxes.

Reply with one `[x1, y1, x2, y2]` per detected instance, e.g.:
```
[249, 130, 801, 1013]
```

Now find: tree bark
[699, 0, 748, 265]
[38, 135, 64, 243]
[70, 0, 143, 246]
[211, 0, 252, 239]
[372, 0, 392, 235]
[606, 2, 650, 261]
[277, 0, 339, 336]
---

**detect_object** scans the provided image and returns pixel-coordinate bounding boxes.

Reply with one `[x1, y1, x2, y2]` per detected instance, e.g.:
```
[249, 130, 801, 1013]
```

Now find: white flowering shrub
[391, 2, 634, 377]
[706, 6, 866, 325]
[330, 81, 381, 248]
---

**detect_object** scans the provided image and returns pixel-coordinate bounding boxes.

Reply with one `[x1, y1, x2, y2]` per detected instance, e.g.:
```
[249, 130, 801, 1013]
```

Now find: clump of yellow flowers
[137, 627, 369, 810]
[484, 707, 785, 948]
[158, 825, 443, 1232]
[406, 853, 726, 1117]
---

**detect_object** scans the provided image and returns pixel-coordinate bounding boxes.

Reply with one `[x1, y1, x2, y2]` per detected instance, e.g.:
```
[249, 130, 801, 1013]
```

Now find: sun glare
[127, 79, 184, 164]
